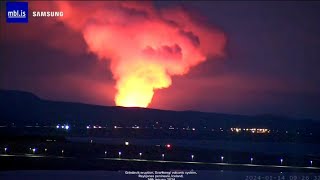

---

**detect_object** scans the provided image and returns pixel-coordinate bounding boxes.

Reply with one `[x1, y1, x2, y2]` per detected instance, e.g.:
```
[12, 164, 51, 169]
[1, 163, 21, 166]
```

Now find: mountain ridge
[0, 89, 318, 132]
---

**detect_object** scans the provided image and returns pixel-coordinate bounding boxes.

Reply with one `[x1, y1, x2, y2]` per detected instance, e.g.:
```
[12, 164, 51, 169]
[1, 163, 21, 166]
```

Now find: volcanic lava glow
[114, 63, 171, 107]
[54, 1, 226, 107]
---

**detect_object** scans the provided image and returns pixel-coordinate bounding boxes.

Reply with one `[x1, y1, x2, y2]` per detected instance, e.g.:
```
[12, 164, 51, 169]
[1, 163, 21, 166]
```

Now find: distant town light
[65, 125, 69, 130]
[125, 141, 129, 146]
[32, 148, 36, 154]
[250, 157, 253, 164]
[139, 152, 142, 159]
[280, 158, 283, 165]
[221, 156, 224, 163]
[231, 127, 270, 134]
[162, 153, 165, 160]
[310, 160, 313, 166]
[191, 154, 194, 161]
[118, 151, 122, 158]
[166, 144, 171, 149]
[86, 126, 90, 129]
[4, 147, 7, 153]
[56, 125, 60, 129]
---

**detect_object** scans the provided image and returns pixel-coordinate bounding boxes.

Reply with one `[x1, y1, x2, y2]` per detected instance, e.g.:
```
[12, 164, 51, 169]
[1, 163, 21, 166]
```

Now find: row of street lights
[27, 147, 65, 156]
[110, 151, 315, 167]
[0, 147, 315, 167]
[116, 151, 142, 159]
[2, 147, 64, 156]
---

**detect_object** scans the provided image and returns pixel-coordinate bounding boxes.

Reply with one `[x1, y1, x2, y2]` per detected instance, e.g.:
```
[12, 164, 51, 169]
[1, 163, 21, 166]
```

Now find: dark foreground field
[1, 155, 319, 173]
[1, 170, 319, 180]
[1, 135, 319, 174]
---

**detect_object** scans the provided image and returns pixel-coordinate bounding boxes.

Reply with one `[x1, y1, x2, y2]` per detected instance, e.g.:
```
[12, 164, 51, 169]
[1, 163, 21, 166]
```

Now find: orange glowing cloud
[52, 1, 226, 107]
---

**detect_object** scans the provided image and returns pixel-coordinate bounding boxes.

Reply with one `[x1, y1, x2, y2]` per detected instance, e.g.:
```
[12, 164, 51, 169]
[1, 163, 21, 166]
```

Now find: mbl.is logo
[6, 2, 28, 23]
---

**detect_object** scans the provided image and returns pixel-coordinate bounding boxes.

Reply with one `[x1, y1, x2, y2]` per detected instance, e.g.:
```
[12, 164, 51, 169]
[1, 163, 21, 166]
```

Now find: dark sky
[1, 1, 319, 119]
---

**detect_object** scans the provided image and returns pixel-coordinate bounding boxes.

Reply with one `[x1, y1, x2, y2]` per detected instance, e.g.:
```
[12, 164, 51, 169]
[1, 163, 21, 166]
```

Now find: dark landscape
[0, 90, 319, 174]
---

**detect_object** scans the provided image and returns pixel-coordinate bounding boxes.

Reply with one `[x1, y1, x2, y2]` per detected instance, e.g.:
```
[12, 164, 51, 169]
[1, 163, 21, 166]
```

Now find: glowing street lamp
[61, 149, 64, 156]
[191, 154, 194, 161]
[32, 148, 36, 154]
[45, 148, 47, 153]
[162, 153, 165, 160]
[310, 160, 313, 167]
[118, 151, 122, 158]
[125, 141, 129, 146]
[166, 144, 171, 149]
[105, 151, 107, 157]
[4, 147, 7, 153]
[221, 156, 224, 163]
[139, 152, 142, 159]
[280, 158, 283, 165]
[65, 125, 70, 130]
[250, 157, 253, 164]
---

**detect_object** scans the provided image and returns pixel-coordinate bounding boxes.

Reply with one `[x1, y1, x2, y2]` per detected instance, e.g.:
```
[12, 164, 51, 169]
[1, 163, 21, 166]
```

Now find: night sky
[1, 1, 319, 119]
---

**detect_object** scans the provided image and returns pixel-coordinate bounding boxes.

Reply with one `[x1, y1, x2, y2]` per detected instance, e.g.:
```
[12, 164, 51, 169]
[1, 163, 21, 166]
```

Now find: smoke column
[55, 1, 226, 107]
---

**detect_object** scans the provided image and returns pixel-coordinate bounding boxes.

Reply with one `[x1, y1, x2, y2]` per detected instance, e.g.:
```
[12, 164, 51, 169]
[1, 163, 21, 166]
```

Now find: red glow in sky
[2, 1, 317, 119]
[53, 1, 226, 107]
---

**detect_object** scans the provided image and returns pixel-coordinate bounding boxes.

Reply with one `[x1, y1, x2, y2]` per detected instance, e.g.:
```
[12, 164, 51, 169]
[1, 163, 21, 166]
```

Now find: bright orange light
[115, 85, 153, 108]
[53, 1, 226, 108]
[115, 63, 171, 107]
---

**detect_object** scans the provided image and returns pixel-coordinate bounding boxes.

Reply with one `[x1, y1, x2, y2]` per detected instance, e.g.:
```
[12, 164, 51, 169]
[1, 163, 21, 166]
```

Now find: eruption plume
[54, 1, 226, 107]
